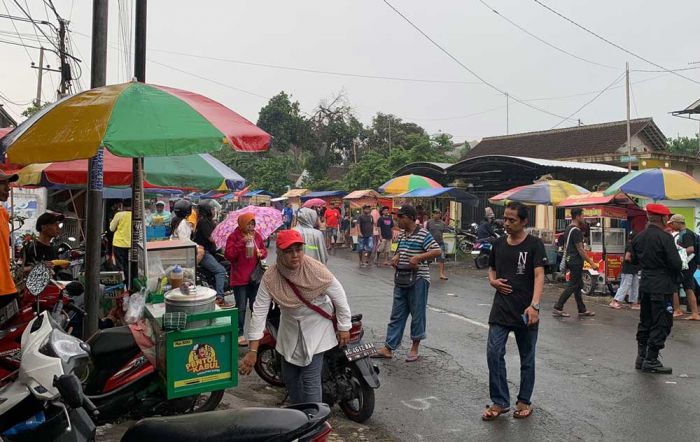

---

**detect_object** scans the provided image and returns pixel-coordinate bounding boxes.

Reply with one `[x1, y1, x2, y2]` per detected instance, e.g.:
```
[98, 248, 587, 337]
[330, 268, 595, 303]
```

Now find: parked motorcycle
[254, 312, 380, 423]
[0, 310, 332, 442]
[455, 223, 478, 254]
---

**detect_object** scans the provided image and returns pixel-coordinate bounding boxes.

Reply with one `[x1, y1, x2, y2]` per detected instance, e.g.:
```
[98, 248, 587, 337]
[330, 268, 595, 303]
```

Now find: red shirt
[325, 209, 340, 228]
[224, 229, 268, 286]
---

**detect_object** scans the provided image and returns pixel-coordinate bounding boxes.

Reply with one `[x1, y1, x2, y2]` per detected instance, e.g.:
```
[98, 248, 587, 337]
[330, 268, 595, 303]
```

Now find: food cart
[559, 192, 645, 295]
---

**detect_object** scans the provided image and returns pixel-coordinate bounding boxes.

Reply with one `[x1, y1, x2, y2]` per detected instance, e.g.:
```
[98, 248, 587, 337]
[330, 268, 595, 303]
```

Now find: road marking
[665, 381, 677, 384]
[446, 293, 457, 297]
[477, 303, 491, 306]
[401, 396, 440, 410]
[428, 306, 489, 330]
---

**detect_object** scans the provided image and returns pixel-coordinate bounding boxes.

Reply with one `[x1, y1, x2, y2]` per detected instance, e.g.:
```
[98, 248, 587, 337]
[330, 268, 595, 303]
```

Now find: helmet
[173, 199, 192, 218]
[197, 200, 216, 218]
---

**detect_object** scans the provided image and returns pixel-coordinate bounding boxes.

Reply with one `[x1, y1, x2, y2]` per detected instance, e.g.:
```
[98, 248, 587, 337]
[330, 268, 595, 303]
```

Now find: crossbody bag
[282, 275, 337, 331]
[559, 226, 579, 272]
[394, 226, 422, 288]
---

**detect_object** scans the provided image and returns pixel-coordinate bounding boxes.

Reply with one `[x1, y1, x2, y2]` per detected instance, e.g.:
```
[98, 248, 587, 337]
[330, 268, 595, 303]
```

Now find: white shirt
[248, 276, 352, 367]
[171, 220, 193, 241]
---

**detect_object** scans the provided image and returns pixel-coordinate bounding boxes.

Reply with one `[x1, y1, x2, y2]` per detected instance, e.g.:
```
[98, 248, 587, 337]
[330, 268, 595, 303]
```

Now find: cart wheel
[581, 272, 594, 295]
[189, 390, 224, 413]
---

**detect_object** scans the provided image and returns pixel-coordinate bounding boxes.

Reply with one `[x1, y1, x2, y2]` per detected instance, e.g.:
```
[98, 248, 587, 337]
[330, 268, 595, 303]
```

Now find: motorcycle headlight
[45, 328, 90, 378]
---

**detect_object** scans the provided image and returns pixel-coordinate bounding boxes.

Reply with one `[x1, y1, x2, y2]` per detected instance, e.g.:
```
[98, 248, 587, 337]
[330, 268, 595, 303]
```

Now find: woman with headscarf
[225, 212, 268, 346]
[294, 207, 328, 264]
[239, 230, 351, 404]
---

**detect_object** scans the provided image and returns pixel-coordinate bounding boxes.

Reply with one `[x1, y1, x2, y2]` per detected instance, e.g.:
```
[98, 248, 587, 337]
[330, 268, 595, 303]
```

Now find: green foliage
[343, 150, 392, 190]
[666, 135, 700, 156]
[366, 113, 426, 156]
[256, 92, 310, 153]
[21, 102, 49, 118]
[250, 155, 294, 195]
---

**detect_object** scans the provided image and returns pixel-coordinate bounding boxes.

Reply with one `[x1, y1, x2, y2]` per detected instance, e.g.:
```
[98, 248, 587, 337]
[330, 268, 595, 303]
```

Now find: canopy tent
[396, 187, 478, 204]
[344, 189, 384, 210]
[557, 191, 638, 207]
[15, 150, 245, 191]
[102, 187, 184, 199]
[300, 190, 347, 200]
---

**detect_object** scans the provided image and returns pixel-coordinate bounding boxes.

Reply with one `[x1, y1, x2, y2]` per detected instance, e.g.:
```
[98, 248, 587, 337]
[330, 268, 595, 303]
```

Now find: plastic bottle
[246, 237, 255, 258]
[169, 265, 184, 289]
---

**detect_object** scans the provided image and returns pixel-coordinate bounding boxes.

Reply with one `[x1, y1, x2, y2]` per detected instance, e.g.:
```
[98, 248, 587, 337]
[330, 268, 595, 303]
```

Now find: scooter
[472, 240, 493, 269]
[254, 312, 380, 423]
[0, 310, 333, 442]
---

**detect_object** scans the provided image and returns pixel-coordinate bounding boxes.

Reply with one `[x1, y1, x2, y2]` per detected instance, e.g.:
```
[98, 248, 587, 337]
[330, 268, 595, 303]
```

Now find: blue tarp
[102, 187, 183, 199]
[301, 190, 347, 200]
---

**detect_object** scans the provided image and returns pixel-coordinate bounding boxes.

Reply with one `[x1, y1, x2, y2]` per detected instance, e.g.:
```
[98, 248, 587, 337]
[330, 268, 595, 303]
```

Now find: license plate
[471, 251, 481, 255]
[0, 299, 19, 327]
[344, 342, 377, 361]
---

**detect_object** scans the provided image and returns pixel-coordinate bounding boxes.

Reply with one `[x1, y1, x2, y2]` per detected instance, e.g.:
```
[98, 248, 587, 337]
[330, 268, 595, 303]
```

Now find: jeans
[234, 282, 259, 336]
[385, 278, 429, 350]
[554, 261, 587, 313]
[199, 251, 227, 298]
[636, 292, 673, 359]
[487, 324, 538, 408]
[614, 272, 640, 303]
[358, 236, 374, 253]
[281, 353, 324, 404]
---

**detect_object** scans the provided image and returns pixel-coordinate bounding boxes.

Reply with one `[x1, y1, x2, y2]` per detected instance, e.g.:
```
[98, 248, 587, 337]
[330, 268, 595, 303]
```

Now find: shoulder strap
[562, 226, 578, 259]
[282, 275, 335, 322]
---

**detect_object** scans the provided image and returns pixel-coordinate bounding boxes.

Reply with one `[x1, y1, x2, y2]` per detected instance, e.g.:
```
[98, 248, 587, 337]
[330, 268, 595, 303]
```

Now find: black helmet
[197, 200, 216, 218]
[173, 200, 192, 218]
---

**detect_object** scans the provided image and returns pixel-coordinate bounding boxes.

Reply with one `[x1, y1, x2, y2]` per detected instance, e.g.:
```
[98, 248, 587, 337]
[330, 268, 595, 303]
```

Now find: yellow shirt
[0, 207, 17, 296]
[110, 211, 132, 248]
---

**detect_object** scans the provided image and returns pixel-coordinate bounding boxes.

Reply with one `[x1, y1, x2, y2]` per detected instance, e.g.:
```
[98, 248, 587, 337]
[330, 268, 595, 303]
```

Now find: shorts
[325, 227, 338, 239]
[377, 238, 393, 254]
[681, 268, 696, 291]
[358, 236, 374, 253]
[437, 242, 446, 262]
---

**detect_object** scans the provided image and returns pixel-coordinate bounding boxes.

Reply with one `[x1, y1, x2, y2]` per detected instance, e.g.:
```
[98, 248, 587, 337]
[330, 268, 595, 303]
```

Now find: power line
[551, 71, 625, 129]
[381, 0, 573, 122]
[11, 0, 59, 52]
[404, 105, 506, 122]
[0, 89, 33, 106]
[478, 0, 617, 70]
[1, 0, 35, 65]
[532, 0, 700, 86]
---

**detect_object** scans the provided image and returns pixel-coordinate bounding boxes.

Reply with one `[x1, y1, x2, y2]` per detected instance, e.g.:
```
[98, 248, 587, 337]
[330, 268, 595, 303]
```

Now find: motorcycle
[0, 310, 332, 442]
[196, 251, 233, 295]
[455, 223, 478, 254]
[254, 312, 380, 423]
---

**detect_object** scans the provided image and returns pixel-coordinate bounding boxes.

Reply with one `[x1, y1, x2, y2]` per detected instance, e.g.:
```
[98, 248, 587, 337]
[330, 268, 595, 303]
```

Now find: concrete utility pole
[84, 0, 108, 339]
[625, 62, 632, 172]
[33, 47, 44, 105]
[505, 92, 509, 135]
[58, 19, 69, 97]
[129, 0, 147, 288]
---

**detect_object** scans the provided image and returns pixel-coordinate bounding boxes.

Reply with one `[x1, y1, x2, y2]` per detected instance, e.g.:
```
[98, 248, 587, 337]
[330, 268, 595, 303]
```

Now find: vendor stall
[301, 190, 347, 208]
[281, 188, 309, 209]
[344, 189, 383, 210]
[558, 192, 645, 295]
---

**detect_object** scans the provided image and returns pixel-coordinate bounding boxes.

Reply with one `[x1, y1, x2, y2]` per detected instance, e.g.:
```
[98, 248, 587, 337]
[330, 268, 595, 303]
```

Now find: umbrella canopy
[379, 175, 442, 194]
[557, 191, 638, 207]
[489, 180, 589, 205]
[1, 82, 270, 164]
[212, 205, 283, 248]
[604, 168, 700, 200]
[15, 149, 245, 191]
[302, 198, 327, 208]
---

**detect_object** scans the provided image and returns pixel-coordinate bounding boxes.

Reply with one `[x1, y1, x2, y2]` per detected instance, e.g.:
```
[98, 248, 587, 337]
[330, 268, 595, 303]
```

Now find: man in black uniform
[631, 203, 682, 374]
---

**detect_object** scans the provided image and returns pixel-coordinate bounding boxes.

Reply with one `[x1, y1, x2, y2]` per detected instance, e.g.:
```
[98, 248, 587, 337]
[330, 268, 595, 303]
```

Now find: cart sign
[171, 335, 231, 390]
[605, 255, 624, 280]
[565, 206, 628, 220]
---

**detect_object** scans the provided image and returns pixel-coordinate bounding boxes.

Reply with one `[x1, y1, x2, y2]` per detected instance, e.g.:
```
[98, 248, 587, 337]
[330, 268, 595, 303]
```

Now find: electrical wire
[404, 105, 506, 122]
[550, 71, 625, 129]
[23, 0, 52, 100]
[1, 0, 35, 65]
[478, 0, 617, 70]
[532, 0, 700, 86]
[0, 90, 33, 106]
[381, 0, 573, 122]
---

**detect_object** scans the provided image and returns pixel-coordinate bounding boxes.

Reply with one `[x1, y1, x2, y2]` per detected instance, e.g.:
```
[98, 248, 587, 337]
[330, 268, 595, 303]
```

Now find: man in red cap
[630, 203, 682, 374]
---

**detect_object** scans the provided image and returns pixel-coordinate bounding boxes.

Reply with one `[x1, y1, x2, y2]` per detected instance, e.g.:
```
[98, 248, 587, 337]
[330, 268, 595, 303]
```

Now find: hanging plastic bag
[124, 289, 146, 323]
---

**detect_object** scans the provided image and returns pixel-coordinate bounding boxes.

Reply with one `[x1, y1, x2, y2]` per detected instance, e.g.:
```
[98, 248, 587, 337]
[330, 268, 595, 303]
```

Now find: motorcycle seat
[89, 326, 137, 357]
[121, 406, 325, 442]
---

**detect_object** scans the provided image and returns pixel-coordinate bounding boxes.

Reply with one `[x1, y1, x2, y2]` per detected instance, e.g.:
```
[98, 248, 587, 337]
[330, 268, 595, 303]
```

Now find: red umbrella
[302, 198, 327, 208]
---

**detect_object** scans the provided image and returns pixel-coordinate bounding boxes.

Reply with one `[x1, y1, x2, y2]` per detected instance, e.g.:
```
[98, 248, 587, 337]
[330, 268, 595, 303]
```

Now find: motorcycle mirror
[26, 263, 52, 296]
[53, 374, 84, 409]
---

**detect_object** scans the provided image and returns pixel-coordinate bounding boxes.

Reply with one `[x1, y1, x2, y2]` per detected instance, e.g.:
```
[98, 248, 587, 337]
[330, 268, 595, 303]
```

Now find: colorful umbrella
[489, 180, 589, 205]
[1, 81, 270, 164]
[379, 175, 442, 194]
[15, 149, 245, 191]
[302, 198, 327, 208]
[604, 168, 700, 200]
[212, 205, 283, 248]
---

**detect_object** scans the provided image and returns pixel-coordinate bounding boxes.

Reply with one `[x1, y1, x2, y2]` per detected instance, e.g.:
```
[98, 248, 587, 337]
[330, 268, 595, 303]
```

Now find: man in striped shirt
[373, 205, 441, 362]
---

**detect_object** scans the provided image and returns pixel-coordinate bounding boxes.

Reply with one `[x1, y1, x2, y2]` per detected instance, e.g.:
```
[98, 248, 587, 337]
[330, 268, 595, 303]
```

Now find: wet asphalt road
[324, 249, 700, 442]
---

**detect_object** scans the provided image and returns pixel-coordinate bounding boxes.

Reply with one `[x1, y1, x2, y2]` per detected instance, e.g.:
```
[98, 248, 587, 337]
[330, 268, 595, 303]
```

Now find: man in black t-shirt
[376, 207, 394, 266]
[670, 214, 700, 319]
[23, 212, 65, 275]
[553, 208, 598, 317]
[483, 202, 545, 421]
[357, 205, 375, 267]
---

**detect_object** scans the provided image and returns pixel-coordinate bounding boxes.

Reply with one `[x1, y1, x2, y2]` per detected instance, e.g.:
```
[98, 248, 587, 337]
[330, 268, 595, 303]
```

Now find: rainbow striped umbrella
[1, 81, 270, 164]
[379, 174, 442, 194]
[604, 168, 700, 200]
[489, 180, 589, 205]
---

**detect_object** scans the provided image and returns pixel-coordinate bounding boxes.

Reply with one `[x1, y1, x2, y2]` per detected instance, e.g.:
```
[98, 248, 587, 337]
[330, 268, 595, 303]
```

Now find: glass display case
[146, 239, 198, 284]
[589, 227, 626, 254]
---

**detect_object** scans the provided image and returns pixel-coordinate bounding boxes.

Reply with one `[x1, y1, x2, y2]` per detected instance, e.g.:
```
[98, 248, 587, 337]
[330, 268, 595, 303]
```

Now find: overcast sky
[2, 0, 700, 143]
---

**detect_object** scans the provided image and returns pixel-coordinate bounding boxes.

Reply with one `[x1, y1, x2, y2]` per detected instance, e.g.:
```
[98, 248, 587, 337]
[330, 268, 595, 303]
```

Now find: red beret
[646, 203, 671, 216]
[276, 229, 305, 250]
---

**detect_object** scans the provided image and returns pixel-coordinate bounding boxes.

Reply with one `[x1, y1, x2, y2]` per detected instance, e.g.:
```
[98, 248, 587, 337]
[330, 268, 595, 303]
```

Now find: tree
[343, 150, 392, 190]
[249, 155, 295, 195]
[666, 135, 700, 156]
[256, 92, 311, 156]
[366, 113, 426, 156]
[21, 102, 49, 118]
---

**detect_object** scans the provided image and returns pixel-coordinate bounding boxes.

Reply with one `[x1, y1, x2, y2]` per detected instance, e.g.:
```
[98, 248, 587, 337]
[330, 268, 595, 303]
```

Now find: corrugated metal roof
[509, 156, 628, 173]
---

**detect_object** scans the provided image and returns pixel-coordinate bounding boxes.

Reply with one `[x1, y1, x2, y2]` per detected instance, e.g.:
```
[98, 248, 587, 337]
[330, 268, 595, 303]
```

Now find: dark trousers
[554, 261, 587, 313]
[487, 324, 538, 408]
[234, 282, 259, 336]
[113, 246, 130, 283]
[636, 291, 673, 359]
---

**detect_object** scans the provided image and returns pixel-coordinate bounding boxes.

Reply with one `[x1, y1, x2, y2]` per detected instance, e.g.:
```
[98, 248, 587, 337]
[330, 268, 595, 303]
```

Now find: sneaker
[552, 309, 570, 317]
[641, 358, 672, 374]
[215, 297, 234, 309]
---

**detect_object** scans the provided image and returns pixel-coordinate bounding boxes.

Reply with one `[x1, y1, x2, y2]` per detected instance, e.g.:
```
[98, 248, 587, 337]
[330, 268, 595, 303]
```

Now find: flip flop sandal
[405, 353, 420, 362]
[513, 401, 533, 419]
[440, 276, 449, 280]
[482, 405, 510, 421]
[370, 350, 393, 359]
[552, 309, 570, 317]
